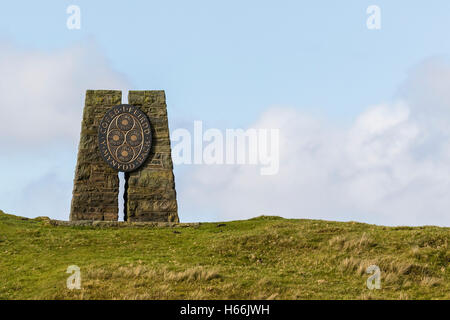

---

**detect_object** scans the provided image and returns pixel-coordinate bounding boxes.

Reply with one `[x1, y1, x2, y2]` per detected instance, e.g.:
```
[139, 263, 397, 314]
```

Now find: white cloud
[178, 58, 450, 226]
[0, 40, 130, 147]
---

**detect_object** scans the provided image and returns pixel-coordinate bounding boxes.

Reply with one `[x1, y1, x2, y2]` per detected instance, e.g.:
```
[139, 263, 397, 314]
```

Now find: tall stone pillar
[70, 90, 121, 221]
[125, 91, 179, 222]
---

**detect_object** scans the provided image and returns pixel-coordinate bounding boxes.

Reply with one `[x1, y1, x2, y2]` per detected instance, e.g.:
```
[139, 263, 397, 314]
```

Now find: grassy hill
[0, 209, 449, 300]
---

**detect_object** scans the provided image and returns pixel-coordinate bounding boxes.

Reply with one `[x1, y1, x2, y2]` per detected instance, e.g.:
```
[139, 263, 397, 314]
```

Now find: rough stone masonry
[70, 90, 179, 223]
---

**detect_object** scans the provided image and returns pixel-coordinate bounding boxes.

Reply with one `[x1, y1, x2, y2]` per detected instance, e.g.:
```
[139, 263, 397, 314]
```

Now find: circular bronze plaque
[98, 104, 152, 172]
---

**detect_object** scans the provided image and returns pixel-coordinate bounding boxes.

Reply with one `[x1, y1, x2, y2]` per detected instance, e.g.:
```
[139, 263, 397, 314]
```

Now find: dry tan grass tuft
[420, 276, 442, 287]
[164, 266, 221, 282]
[329, 233, 375, 252]
[399, 292, 409, 300]
[340, 257, 361, 272]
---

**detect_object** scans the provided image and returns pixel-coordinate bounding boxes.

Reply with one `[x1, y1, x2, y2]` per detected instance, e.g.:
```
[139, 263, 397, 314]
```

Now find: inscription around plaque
[98, 104, 152, 172]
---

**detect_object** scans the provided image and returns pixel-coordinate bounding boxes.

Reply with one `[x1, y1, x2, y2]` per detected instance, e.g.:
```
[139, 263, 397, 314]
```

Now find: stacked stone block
[70, 89, 179, 223]
[125, 91, 179, 222]
[70, 90, 121, 221]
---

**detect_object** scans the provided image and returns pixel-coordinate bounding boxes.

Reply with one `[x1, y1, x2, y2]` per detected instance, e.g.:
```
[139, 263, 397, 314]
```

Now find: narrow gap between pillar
[118, 172, 125, 221]
[124, 172, 129, 222]
[118, 90, 128, 222]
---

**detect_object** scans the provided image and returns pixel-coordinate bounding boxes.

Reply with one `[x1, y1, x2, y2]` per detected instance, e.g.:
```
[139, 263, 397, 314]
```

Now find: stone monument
[70, 90, 179, 223]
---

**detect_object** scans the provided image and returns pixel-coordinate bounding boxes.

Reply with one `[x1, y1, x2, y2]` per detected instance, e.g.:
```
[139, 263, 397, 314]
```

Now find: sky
[1, 1, 450, 226]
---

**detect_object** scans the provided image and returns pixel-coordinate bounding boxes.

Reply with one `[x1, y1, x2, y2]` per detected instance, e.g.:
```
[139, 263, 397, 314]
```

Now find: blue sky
[1, 1, 450, 225]
[4, 1, 450, 125]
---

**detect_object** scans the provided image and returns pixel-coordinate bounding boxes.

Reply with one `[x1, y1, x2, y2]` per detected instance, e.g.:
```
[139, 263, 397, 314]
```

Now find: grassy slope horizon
[0, 209, 449, 299]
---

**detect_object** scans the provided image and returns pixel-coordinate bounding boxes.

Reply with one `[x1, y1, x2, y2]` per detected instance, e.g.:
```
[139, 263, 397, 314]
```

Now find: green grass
[0, 209, 449, 300]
